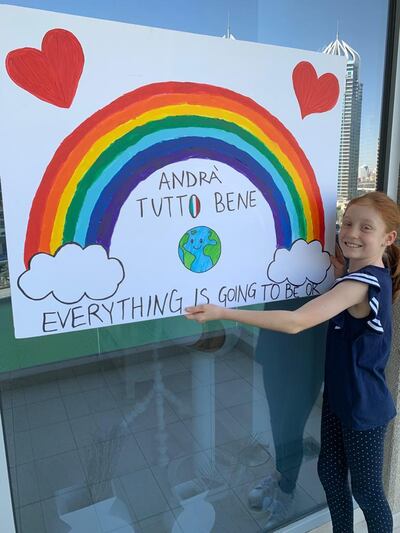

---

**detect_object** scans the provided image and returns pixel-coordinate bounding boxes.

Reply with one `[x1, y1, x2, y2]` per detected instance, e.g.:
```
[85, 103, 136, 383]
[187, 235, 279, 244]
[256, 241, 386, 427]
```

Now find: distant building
[323, 36, 363, 201]
[222, 13, 236, 40]
[0, 182, 6, 262]
[376, 136, 381, 186]
[358, 164, 370, 179]
[358, 166, 377, 195]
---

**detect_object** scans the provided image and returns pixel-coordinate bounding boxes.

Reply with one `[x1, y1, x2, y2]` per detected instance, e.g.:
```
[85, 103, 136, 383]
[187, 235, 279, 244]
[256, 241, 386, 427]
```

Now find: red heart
[5, 28, 84, 108]
[292, 61, 339, 119]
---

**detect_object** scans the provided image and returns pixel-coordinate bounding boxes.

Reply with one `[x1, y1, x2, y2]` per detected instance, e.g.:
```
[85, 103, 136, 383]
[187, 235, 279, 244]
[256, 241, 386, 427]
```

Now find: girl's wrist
[219, 306, 230, 321]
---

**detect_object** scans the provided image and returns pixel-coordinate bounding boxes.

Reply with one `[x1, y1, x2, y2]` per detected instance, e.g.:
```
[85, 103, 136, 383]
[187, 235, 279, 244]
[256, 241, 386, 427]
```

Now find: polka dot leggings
[317, 400, 393, 532]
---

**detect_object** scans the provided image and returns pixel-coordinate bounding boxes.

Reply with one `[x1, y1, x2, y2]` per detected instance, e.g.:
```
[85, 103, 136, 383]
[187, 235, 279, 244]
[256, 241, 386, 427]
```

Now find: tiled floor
[0, 342, 327, 532]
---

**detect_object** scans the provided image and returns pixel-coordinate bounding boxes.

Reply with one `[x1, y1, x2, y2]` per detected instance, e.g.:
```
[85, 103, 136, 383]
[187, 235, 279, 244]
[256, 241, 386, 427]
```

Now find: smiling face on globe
[178, 226, 221, 273]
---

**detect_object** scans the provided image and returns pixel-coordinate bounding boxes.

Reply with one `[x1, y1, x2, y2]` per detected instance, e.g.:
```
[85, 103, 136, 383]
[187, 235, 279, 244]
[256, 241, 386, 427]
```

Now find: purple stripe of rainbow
[87, 137, 291, 248]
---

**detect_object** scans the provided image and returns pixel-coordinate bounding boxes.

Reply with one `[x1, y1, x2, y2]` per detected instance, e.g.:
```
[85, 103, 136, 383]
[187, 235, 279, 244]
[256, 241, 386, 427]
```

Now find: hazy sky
[1, 0, 389, 167]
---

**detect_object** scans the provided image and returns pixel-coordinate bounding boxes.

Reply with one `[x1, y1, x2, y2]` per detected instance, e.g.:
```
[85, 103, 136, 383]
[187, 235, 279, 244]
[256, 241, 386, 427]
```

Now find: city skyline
[256, 0, 388, 171]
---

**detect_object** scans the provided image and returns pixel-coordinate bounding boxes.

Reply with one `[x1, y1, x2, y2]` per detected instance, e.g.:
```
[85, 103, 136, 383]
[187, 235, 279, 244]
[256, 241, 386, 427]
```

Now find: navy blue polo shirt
[324, 265, 396, 430]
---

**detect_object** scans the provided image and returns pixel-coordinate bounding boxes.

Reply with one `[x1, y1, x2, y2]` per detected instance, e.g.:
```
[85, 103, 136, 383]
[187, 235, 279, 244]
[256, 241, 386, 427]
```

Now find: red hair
[345, 192, 400, 302]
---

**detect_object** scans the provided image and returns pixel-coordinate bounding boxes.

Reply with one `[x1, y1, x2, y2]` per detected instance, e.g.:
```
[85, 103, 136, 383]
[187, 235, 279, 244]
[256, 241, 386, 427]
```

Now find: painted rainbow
[24, 81, 325, 268]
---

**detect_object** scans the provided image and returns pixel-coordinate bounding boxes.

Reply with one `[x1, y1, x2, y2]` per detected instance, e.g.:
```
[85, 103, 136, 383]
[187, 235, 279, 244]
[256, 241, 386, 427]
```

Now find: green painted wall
[0, 296, 220, 373]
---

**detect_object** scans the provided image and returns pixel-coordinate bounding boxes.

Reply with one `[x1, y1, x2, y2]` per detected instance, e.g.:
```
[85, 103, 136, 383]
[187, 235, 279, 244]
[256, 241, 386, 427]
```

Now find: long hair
[345, 192, 400, 302]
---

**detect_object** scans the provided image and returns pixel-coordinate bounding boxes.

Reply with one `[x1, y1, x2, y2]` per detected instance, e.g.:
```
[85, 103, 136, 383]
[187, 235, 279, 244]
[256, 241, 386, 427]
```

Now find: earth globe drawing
[178, 226, 221, 273]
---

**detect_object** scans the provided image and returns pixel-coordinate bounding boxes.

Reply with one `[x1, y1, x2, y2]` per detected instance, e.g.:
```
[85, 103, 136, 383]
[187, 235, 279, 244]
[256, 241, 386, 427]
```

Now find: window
[0, 1, 391, 532]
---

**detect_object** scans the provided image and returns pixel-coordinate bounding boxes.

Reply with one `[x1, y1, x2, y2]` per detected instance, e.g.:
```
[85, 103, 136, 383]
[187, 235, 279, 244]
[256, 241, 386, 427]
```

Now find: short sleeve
[333, 269, 383, 334]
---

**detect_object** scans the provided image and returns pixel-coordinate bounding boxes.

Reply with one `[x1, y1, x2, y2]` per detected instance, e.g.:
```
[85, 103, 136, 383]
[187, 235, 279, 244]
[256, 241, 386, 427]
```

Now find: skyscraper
[323, 36, 363, 201]
[222, 12, 236, 40]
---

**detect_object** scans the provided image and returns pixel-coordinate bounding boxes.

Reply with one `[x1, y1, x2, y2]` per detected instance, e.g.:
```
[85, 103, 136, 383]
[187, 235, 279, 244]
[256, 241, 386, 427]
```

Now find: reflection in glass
[250, 298, 327, 530]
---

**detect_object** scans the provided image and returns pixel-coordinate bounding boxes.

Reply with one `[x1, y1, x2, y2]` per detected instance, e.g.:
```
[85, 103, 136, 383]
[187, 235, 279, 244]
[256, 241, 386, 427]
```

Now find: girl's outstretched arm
[185, 280, 368, 334]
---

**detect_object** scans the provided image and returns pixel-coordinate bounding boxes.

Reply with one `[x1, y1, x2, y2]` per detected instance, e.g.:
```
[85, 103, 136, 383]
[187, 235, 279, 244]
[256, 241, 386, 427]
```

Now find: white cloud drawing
[267, 239, 331, 286]
[18, 244, 124, 304]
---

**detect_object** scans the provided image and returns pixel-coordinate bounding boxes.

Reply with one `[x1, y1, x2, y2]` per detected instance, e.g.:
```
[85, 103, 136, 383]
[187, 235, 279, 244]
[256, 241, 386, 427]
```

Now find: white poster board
[0, 5, 346, 338]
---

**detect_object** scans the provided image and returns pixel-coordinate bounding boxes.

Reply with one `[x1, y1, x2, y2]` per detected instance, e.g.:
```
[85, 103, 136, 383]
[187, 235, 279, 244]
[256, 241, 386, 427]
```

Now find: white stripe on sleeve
[367, 320, 384, 333]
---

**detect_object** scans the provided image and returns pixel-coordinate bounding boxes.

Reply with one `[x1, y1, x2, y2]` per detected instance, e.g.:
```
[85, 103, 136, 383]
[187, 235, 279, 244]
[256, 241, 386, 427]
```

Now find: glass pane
[0, 1, 390, 532]
[256, 0, 388, 204]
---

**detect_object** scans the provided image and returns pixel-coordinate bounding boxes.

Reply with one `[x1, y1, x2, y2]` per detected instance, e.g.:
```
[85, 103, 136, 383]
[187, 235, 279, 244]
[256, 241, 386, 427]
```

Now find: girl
[185, 192, 400, 532]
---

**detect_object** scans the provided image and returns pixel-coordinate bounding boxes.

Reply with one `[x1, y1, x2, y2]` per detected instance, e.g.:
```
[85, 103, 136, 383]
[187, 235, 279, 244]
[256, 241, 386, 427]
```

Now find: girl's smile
[342, 241, 362, 248]
[339, 203, 397, 270]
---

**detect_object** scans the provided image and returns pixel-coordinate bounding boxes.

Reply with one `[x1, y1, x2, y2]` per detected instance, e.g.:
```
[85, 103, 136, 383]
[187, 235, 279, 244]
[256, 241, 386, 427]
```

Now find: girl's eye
[362, 226, 373, 231]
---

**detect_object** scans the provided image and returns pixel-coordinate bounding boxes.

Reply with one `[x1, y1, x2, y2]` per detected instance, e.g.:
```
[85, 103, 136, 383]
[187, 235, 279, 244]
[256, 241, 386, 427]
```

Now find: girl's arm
[185, 280, 369, 334]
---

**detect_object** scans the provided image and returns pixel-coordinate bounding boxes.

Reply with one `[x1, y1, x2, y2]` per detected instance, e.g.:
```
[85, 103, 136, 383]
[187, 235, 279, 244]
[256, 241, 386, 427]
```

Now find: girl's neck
[348, 257, 385, 273]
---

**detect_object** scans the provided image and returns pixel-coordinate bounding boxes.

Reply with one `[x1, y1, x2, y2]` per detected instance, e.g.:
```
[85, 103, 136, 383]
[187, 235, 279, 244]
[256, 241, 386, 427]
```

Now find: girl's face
[339, 203, 397, 267]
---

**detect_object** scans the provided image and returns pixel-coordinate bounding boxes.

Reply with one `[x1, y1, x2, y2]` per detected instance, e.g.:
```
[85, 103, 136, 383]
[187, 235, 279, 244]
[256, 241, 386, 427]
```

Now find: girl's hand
[185, 304, 224, 323]
[330, 242, 346, 279]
